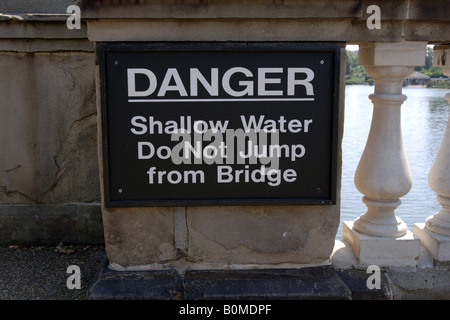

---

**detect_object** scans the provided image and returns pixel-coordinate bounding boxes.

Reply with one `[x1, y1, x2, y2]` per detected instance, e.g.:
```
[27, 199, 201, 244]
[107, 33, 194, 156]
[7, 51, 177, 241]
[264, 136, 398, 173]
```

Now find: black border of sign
[97, 42, 341, 208]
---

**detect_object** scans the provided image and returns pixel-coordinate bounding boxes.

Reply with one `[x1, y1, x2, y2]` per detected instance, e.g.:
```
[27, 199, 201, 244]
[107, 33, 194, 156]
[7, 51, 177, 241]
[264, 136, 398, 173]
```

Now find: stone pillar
[414, 45, 450, 263]
[352, 65, 412, 238]
[343, 42, 426, 267]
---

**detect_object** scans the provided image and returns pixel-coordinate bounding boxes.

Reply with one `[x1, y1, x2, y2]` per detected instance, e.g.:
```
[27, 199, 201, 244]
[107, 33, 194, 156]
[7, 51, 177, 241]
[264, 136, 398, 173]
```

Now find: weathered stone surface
[403, 21, 450, 42]
[0, 0, 76, 14]
[183, 266, 351, 300]
[0, 50, 100, 244]
[80, 0, 364, 19]
[0, 204, 103, 245]
[78, 0, 446, 23]
[87, 260, 352, 300]
[343, 221, 421, 268]
[387, 268, 450, 299]
[408, 0, 450, 21]
[414, 223, 450, 261]
[81, 0, 450, 44]
[335, 269, 391, 300]
[86, 19, 358, 42]
[0, 52, 98, 204]
[0, 21, 88, 40]
[102, 207, 177, 268]
[358, 42, 426, 67]
[187, 205, 339, 265]
[87, 257, 183, 300]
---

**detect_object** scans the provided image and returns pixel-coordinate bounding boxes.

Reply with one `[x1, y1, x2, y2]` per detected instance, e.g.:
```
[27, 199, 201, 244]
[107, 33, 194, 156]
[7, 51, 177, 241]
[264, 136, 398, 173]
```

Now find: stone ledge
[79, 0, 449, 22]
[87, 259, 355, 300]
[0, 19, 88, 39]
[342, 221, 421, 268]
[0, 18, 93, 52]
[90, 258, 422, 300]
[0, 0, 76, 15]
[413, 223, 450, 262]
[0, 13, 70, 22]
[84, 239, 450, 299]
[0, 203, 103, 245]
[0, 39, 94, 52]
[183, 267, 351, 300]
[387, 268, 450, 300]
[334, 268, 391, 300]
[87, 257, 183, 300]
[79, 0, 366, 19]
[331, 239, 450, 299]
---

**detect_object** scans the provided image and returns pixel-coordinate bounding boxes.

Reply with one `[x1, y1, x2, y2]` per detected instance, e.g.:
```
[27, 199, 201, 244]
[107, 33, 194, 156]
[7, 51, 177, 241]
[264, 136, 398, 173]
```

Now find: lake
[338, 85, 450, 238]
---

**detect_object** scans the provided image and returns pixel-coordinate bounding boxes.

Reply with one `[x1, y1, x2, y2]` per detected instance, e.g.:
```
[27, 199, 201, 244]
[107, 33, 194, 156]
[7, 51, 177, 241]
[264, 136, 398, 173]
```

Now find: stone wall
[0, 1, 102, 244]
[0, 0, 449, 259]
[87, 0, 348, 268]
[80, 0, 450, 43]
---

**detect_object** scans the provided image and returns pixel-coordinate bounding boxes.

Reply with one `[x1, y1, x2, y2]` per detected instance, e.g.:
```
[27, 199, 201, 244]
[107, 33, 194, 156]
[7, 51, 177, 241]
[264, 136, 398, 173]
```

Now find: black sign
[98, 43, 340, 207]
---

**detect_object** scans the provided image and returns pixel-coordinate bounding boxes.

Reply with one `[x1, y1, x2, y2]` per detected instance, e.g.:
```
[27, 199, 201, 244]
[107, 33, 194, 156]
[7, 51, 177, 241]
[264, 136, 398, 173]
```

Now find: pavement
[1, 241, 450, 301]
[0, 243, 106, 300]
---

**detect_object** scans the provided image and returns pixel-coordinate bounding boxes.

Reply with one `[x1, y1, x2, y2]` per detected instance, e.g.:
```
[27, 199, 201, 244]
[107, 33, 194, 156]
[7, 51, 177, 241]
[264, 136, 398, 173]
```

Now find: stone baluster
[352, 65, 412, 238]
[343, 42, 426, 267]
[414, 45, 450, 263]
[426, 92, 450, 236]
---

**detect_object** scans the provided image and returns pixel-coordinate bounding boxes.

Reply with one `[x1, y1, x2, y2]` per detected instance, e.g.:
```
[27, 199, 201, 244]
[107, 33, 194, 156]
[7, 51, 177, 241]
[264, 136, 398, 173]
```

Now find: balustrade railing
[343, 42, 428, 268]
[413, 45, 450, 264]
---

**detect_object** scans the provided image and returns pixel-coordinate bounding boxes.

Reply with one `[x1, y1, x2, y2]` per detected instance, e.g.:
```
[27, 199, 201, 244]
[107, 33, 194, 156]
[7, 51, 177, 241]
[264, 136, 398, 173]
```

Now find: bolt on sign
[98, 43, 340, 207]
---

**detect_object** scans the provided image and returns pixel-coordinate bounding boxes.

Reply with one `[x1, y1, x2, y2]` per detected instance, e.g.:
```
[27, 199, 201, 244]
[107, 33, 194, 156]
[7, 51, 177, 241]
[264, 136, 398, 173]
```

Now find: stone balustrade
[342, 42, 424, 268]
[341, 43, 450, 269]
[414, 45, 450, 265]
[0, 0, 449, 276]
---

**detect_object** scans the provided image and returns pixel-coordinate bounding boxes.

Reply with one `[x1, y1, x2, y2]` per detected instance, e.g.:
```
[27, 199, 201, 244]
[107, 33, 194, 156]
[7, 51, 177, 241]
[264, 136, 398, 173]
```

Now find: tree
[346, 50, 358, 75]
[414, 46, 445, 77]
[345, 50, 370, 84]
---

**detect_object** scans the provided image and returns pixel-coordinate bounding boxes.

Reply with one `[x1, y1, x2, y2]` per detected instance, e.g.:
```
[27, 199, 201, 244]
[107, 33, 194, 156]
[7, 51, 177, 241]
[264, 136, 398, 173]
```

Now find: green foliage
[345, 50, 370, 84]
[414, 47, 445, 78]
[427, 81, 450, 89]
[345, 47, 448, 87]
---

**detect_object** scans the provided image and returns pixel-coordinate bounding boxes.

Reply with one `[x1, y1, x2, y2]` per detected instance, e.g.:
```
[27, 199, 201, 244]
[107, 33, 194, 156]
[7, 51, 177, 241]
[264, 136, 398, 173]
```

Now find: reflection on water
[339, 85, 449, 238]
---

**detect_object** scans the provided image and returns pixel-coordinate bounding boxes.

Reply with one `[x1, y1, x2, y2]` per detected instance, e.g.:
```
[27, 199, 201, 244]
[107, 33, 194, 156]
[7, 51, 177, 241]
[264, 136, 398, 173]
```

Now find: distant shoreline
[345, 83, 450, 89]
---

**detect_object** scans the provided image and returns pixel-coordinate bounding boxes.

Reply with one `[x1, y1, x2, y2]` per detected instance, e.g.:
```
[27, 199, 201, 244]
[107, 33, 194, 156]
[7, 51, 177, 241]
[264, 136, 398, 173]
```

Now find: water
[338, 85, 449, 238]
